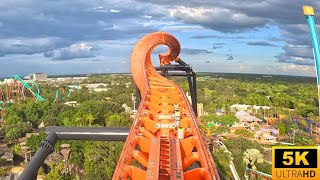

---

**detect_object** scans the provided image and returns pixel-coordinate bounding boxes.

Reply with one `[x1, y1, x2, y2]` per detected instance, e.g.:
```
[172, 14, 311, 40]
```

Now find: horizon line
[0, 71, 316, 79]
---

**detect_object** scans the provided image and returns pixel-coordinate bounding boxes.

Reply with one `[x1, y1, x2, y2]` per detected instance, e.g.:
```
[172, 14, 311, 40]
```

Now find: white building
[235, 110, 263, 126]
[68, 85, 82, 89]
[84, 83, 109, 89]
[231, 104, 271, 113]
[64, 101, 79, 107]
[230, 104, 251, 112]
[30, 73, 48, 81]
[197, 103, 204, 117]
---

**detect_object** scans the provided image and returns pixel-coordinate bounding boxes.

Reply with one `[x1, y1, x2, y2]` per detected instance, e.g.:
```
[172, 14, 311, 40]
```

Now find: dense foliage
[202, 113, 238, 126]
[1, 75, 134, 179]
[275, 119, 317, 145]
[1, 73, 319, 179]
[225, 137, 270, 179]
[176, 73, 318, 119]
[235, 129, 254, 138]
[212, 148, 232, 179]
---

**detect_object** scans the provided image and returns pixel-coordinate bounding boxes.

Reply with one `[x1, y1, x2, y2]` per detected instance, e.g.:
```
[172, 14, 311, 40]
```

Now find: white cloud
[276, 45, 314, 66]
[0, 37, 64, 57]
[44, 43, 95, 60]
[169, 6, 267, 32]
[90, 7, 120, 13]
[1, 0, 319, 77]
[140, 0, 320, 69]
[143, 15, 152, 19]
[282, 64, 313, 72]
[239, 64, 251, 71]
[141, 20, 176, 27]
[110, 9, 120, 13]
[160, 25, 204, 31]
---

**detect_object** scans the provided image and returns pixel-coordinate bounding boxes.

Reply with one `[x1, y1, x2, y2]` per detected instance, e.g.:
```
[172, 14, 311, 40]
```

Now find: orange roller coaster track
[113, 32, 220, 180]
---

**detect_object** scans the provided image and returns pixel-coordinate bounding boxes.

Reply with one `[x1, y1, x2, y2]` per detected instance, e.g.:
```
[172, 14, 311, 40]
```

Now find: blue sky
[0, 0, 320, 77]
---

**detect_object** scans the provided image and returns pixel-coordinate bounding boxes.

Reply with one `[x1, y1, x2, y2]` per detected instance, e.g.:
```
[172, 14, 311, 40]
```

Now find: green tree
[106, 114, 130, 127]
[114, 93, 131, 105]
[27, 131, 47, 152]
[40, 115, 59, 126]
[59, 110, 77, 126]
[277, 123, 286, 136]
[209, 126, 230, 134]
[243, 149, 264, 179]
[256, 162, 272, 175]
[85, 114, 95, 126]
[243, 148, 264, 170]
[24, 101, 42, 127]
[82, 141, 124, 179]
[235, 129, 254, 138]
[3, 122, 32, 142]
[212, 148, 232, 179]
[11, 144, 22, 155]
[294, 131, 317, 146]
[0, 167, 7, 177]
[45, 162, 64, 180]
[5, 129, 20, 142]
[225, 137, 265, 178]
[201, 114, 216, 124]
[221, 114, 238, 125]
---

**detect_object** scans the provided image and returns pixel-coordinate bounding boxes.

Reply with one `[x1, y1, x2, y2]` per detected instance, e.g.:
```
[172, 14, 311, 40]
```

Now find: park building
[230, 104, 271, 113]
[186, 92, 205, 117]
[254, 130, 276, 143]
[229, 122, 249, 133]
[235, 110, 263, 127]
[197, 103, 204, 117]
[30, 73, 48, 81]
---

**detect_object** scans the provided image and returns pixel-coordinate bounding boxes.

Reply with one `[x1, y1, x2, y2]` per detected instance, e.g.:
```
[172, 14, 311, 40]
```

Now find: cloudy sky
[0, 0, 320, 77]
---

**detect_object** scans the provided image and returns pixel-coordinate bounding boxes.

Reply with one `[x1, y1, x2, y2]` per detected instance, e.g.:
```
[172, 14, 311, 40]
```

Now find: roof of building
[259, 127, 278, 135]
[263, 134, 276, 140]
[236, 111, 263, 122]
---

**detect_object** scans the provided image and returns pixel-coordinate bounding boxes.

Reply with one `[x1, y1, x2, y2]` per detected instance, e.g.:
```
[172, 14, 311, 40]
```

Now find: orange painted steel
[113, 32, 220, 180]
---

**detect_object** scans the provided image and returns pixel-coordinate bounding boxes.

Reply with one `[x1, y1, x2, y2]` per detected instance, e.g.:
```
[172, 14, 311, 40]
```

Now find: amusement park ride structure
[0, 75, 44, 116]
[0, 75, 41, 101]
[53, 84, 80, 103]
[113, 32, 219, 180]
[18, 32, 221, 180]
[0, 74, 80, 116]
